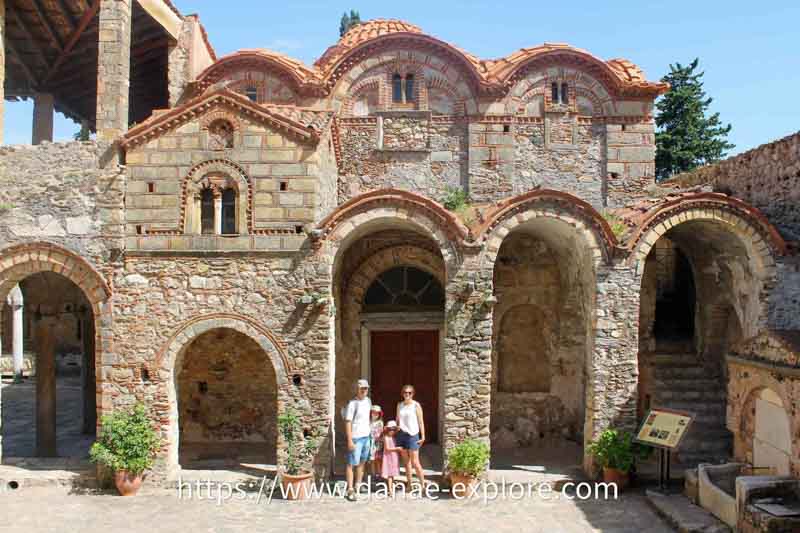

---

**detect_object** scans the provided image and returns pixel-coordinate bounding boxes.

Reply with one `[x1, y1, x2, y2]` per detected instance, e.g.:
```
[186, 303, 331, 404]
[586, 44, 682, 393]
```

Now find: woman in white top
[395, 384, 426, 487]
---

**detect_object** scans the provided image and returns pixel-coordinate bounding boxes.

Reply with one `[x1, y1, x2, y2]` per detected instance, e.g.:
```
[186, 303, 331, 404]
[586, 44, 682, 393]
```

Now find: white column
[8, 285, 23, 382]
[213, 193, 222, 235]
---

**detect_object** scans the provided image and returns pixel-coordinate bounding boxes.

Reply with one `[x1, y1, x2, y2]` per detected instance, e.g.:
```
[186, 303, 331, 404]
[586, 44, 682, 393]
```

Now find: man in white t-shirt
[344, 378, 372, 501]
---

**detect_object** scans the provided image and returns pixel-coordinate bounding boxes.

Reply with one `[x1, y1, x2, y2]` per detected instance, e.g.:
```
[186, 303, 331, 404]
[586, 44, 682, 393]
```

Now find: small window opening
[621, 124, 626, 131]
[392, 74, 403, 103]
[279, 181, 288, 191]
[147, 182, 155, 193]
[503, 124, 510, 133]
[561, 83, 569, 105]
[404, 73, 415, 103]
[292, 374, 303, 386]
[245, 87, 258, 103]
[221, 188, 236, 235]
[135, 225, 143, 235]
[295, 225, 304, 235]
[551, 82, 560, 103]
[200, 188, 215, 235]
[198, 381, 208, 394]
[141, 367, 150, 382]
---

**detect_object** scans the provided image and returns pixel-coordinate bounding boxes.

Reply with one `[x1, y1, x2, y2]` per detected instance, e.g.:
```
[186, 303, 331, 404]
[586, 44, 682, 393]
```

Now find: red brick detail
[316, 188, 469, 243]
[178, 159, 252, 234]
[474, 189, 619, 259]
[626, 193, 787, 256]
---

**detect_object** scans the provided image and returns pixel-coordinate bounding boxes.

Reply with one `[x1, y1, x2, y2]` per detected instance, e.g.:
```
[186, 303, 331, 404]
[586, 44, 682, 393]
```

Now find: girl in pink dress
[381, 421, 402, 496]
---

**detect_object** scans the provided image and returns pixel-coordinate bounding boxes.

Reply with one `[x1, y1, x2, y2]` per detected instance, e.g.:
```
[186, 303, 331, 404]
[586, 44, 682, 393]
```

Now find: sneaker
[345, 489, 357, 502]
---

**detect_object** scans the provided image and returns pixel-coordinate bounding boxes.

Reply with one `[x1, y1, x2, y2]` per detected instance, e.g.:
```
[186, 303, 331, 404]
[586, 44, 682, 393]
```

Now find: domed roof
[315, 19, 424, 69]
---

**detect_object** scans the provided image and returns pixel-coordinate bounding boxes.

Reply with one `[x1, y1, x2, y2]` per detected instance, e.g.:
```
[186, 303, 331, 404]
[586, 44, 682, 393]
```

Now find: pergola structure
[1, 0, 215, 144]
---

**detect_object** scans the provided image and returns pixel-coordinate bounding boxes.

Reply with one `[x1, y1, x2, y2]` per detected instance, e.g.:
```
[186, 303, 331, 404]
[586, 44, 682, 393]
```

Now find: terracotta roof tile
[315, 19, 423, 70]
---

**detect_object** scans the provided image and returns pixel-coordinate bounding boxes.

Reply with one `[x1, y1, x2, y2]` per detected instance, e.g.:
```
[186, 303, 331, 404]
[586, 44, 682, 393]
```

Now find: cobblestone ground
[0, 485, 673, 532]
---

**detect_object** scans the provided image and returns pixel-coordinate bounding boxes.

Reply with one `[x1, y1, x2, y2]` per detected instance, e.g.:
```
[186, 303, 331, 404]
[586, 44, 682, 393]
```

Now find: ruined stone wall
[112, 251, 333, 477]
[336, 115, 468, 203]
[0, 141, 125, 266]
[605, 122, 656, 207]
[667, 131, 800, 240]
[769, 256, 800, 330]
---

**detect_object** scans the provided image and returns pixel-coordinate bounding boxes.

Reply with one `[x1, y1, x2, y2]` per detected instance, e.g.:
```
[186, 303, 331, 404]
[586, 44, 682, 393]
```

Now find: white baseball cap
[357, 379, 370, 389]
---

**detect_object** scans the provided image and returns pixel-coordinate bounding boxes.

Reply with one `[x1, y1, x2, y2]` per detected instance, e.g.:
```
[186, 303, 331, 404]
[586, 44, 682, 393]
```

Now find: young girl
[368, 405, 384, 478]
[381, 421, 401, 496]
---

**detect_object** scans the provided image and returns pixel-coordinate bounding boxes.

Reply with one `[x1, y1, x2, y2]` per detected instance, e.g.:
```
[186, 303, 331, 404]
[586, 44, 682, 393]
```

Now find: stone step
[655, 389, 727, 401]
[652, 378, 725, 391]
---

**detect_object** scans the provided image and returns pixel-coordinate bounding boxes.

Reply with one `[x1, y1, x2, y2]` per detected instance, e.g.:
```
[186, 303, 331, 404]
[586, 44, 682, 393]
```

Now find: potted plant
[278, 409, 316, 500]
[89, 403, 161, 496]
[447, 439, 490, 498]
[587, 429, 645, 488]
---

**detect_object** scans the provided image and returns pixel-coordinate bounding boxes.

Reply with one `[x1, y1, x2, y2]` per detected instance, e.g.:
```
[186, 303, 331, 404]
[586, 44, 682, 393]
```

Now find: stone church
[0, 1, 797, 482]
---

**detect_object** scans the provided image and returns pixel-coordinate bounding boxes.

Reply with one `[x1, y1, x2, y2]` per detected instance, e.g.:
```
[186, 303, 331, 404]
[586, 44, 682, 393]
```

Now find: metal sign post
[635, 408, 694, 493]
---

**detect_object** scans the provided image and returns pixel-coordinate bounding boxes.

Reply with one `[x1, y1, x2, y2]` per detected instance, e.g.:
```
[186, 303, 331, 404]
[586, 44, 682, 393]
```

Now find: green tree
[655, 58, 734, 181]
[339, 9, 362, 37]
[73, 123, 91, 141]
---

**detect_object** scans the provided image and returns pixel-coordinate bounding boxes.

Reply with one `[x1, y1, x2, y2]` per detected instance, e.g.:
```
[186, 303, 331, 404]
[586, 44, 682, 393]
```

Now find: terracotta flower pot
[114, 470, 144, 496]
[280, 471, 314, 500]
[450, 472, 479, 498]
[602, 467, 630, 489]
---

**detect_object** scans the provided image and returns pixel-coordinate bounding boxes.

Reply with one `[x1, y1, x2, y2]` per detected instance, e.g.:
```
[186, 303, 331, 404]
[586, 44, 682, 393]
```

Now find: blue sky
[6, 0, 799, 154]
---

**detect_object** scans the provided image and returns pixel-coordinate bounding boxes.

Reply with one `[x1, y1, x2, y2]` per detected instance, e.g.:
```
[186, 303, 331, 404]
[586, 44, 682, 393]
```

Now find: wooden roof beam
[6, 40, 41, 89]
[44, 0, 100, 85]
[31, 0, 65, 51]
[54, 0, 79, 31]
[7, 3, 53, 71]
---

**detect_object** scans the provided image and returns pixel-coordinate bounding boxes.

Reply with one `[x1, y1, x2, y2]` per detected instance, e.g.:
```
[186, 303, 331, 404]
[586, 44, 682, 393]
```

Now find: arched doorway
[638, 218, 762, 466]
[1, 272, 96, 460]
[489, 219, 594, 470]
[176, 328, 278, 467]
[364, 266, 444, 443]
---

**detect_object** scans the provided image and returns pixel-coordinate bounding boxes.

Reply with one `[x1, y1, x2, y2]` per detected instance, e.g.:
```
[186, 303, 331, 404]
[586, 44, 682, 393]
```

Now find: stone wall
[112, 251, 332, 477]
[667, 131, 800, 240]
[605, 121, 656, 206]
[0, 141, 125, 268]
[336, 116, 468, 203]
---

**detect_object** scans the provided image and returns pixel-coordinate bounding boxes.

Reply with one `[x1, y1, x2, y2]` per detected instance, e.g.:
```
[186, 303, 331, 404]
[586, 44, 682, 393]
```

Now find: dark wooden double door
[370, 330, 439, 443]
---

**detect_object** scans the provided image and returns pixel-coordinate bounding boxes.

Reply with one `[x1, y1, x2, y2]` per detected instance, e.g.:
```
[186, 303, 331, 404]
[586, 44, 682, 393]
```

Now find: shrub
[278, 408, 317, 475]
[587, 429, 647, 473]
[602, 212, 628, 239]
[447, 439, 490, 478]
[89, 403, 161, 476]
[442, 187, 468, 211]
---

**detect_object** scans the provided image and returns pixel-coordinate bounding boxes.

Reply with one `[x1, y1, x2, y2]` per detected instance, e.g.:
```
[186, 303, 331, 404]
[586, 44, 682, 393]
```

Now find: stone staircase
[649, 353, 732, 466]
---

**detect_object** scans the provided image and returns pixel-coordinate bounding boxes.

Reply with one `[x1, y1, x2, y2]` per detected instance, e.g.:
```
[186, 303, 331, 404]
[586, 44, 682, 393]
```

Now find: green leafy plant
[0, 202, 13, 214]
[278, 408, 317, 476]
[89, 403, 161, 476]
[602, 212, 628, 239]
[447, 439, 490, 477]
[587, 429, 647, 473]
[442, 187, 468, 211]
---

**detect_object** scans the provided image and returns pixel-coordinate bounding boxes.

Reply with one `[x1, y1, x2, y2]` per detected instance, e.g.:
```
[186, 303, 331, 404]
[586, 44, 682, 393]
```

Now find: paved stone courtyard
[0, 486, 673, 532]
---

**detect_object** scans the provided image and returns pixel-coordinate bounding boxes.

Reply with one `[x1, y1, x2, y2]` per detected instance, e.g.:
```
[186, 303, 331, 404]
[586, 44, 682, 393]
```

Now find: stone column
[9, 285, 24, 383]
[167, 17, 192, 107]
[32, 93, 55, 145]
[0, 0, 5, 145]
[213, 191, 222, 235]
[96, 0, 133, 142]
[35, 320, 57, 457]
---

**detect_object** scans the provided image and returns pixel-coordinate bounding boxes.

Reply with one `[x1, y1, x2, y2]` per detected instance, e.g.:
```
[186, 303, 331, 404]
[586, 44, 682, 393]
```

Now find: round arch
[628, 194, 785, 276]
[476, 189, 618, 269]
[157, 313, 295, 471]
[180, 159, 251, 235]
[194, 50, 319, 96]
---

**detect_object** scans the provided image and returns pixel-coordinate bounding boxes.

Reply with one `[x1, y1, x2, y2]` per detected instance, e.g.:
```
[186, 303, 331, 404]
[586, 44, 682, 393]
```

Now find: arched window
[244, 86, 258, 103]
[221, 188, 237, 235]
[551, 82, 560, 103]
[392, 74, 403, 103]
[405, 73, 415, 103]
[561, 83, 569, 105]
[200, 189, 215, 235]
[363, 266, 444, 312]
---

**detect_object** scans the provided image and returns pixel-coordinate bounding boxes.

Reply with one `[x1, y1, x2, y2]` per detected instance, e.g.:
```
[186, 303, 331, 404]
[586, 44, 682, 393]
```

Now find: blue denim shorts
[347, 436, 371, 466]
[396, 430, 421, 451]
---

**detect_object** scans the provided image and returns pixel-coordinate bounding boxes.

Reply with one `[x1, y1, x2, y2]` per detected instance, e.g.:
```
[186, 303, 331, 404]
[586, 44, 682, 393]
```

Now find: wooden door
[370, 330, 439, 443]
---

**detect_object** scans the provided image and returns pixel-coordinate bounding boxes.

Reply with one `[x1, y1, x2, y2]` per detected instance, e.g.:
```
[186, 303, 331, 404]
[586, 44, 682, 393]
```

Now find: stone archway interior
[0, 271, 96, 460]
[490, 223, 592, 455]
[638, 219, 759, 466]
[177, 328, 278, 466]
